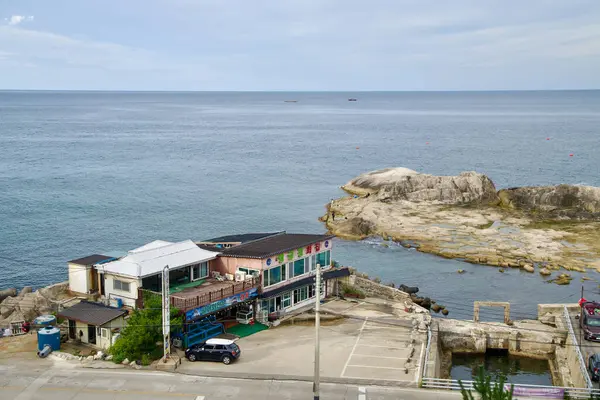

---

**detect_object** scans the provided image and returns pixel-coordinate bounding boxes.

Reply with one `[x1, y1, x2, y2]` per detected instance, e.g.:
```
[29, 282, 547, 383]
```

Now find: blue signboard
[185, 287, 258, 321]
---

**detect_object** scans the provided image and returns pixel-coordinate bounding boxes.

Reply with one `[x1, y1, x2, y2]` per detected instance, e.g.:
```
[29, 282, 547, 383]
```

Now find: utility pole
[580, 285, 584, 352]
[313, 263, 321, 400]
[162, 265, 171, 362]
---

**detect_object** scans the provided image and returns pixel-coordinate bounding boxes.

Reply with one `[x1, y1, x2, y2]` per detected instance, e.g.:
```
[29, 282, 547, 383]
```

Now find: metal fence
[422, 377, 600, 399]
[422, 324, 432, 378]
[563, 305, 593, 389]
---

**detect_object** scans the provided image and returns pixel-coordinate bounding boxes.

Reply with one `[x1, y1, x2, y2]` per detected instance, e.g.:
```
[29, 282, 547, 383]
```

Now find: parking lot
[178, 299, 424, 383]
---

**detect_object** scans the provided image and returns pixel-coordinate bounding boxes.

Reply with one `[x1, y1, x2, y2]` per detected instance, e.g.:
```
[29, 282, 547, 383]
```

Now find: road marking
[352, 354, 408, 359]
[341, 317, 368, 378]
[29, 386, 203, 397]
[358, 386, 366, 400]
[355, 344, 406, 349]
[347, 365, 408, 370]
[196, 396, 205, 400]
[358, 394, 366, 400]
[358, 387, 366, 393]
[14, 369, 54, 400]
[342, 375, 411, 382]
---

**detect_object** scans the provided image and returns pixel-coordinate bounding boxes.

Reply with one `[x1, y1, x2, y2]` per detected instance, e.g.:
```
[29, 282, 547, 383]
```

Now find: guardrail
[422, 378, 600, 399]
[422, 324, 432, 379]
[563, 305, 593, 389]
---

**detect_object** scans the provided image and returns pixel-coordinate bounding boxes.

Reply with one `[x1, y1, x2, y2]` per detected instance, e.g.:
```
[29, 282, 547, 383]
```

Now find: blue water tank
[115, 298, 123, 308]
[33, 315, 57, 326]
[37, 326, 61, 352]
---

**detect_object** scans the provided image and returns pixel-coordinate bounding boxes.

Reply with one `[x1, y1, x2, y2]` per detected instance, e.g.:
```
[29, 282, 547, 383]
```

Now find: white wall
[68, 263, 90, 294]
[103, 273, 140, 308]
[98, 316, 126, 350]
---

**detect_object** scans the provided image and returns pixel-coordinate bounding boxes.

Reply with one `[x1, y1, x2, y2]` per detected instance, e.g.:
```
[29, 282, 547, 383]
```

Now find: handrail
[563, 305, 593, 389]
[169, 277, 259, 311]
[421, 377, 599, 398]
[421, 323, 432, 381]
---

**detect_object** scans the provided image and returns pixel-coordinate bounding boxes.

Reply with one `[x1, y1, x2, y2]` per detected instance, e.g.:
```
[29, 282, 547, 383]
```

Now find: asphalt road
[570, 313, 600, 383]
[0, 358, 462, 400]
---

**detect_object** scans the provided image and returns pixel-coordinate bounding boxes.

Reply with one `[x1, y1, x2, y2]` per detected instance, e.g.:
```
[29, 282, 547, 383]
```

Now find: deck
[169, 277, 259, 312]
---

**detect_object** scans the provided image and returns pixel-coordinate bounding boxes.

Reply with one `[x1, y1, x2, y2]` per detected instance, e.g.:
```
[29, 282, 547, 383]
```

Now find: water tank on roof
[33, 315, 57, 327]
[37, 326, 61, 352]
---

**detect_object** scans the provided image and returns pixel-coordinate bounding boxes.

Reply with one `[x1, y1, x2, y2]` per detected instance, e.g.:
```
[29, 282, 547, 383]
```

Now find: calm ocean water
[1, 90, 599, 317]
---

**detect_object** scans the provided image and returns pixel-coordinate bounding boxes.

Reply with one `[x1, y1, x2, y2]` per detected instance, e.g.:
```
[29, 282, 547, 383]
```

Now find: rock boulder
[343, 168, 499, 205]
[498, 185, 600, 219]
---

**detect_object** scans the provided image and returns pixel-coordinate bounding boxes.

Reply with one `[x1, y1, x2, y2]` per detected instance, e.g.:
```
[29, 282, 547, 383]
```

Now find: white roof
[98, 240, 219, 278]
[205, 338, 236, 345]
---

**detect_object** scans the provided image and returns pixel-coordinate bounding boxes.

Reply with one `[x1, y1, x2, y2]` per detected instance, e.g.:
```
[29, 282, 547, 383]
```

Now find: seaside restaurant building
[212, 232, 350, 321]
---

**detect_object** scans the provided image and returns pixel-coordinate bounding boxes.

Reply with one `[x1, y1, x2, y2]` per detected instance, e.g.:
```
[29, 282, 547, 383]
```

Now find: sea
[1, 90, 599, 318]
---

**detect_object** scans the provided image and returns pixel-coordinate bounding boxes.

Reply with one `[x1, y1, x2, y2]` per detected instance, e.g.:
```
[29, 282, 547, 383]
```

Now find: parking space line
[341, 317, 368, 378]
[358, 386, 366, 400]
[355, 344, 405, 349]
[347, 365, 408, 370]
[352, 354, 408, 359]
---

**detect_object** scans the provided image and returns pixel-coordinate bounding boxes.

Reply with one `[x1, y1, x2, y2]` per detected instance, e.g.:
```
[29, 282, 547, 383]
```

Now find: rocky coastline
[322, 168, 600, 282]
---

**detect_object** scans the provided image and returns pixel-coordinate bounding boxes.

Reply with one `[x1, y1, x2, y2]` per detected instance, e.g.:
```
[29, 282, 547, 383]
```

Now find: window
[311, 255, 316, 271]
[203, 345, 214, 350]
[316, 251, 330, 268]
[265, 265, 286, 287]
[293, 259, 305, 277]
[282, 293, 291, 308]
[215, 345, 225, 350]
[239, 267, 260, 277]
[293, 286, 309, 304]
[101, 328, 109, 338]
[192, 262, 209, 281]
[308, 285, 315, 299]
[96, 327, 101, 336]
[113, 279, 130, 292]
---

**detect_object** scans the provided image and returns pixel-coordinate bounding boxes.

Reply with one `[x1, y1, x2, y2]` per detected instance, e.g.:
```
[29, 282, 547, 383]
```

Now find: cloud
[6, 15, 34, 26]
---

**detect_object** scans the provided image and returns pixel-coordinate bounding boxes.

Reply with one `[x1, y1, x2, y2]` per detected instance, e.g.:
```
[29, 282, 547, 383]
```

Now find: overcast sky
[1, 0, 600, 91]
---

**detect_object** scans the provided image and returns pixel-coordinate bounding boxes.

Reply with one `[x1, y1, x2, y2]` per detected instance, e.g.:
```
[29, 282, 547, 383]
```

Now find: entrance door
[99, 273, 105, 296]
[68, 320, 76, 339]
[88, 325, 96, 345]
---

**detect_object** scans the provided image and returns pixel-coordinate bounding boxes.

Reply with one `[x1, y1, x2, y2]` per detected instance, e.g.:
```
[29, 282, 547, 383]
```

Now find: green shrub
[459, 366, 513, 400]
[141, 354, 152, 366]
[341, 284, 366, 299]
[111, 353, 126, 364]
[110, 296, 182, 363]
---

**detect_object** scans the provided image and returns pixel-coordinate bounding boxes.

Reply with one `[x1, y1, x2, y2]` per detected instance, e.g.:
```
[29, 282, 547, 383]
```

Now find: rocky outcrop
[498, 185, 600, 220]
[344, 168, 499, 205]
[0, 282, 69, 326]
[323, 168, 600, 280]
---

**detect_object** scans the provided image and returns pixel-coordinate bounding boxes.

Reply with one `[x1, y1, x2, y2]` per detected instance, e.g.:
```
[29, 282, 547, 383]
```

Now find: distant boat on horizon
[348, 98, 357, 101]
[284, 100, 298, 103]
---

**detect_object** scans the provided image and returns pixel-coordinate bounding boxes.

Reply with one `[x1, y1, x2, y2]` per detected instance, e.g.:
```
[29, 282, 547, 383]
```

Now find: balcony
[168, 276, 260, 312]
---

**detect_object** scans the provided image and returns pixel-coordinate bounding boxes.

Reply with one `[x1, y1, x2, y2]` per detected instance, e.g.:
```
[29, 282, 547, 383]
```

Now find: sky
[1, 0, 600, 91]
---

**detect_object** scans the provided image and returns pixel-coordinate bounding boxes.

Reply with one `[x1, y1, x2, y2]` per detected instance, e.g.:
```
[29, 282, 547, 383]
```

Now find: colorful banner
[185, 287, 258, 321]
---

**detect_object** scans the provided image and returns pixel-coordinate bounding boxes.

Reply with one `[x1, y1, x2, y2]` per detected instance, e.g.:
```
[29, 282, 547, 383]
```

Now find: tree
[459, 366, 514, 400]
[110, 295, 182, 363]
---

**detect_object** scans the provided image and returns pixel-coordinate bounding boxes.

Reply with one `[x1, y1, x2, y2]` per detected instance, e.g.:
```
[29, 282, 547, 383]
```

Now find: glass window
[282, 293, 291, 308]
[308, 285, 315, 298]
[311, 255, 316, 271]
[265, 265, 286, 287]
[203, 345, 214, 350]
[113, 279, 130, 292]
[293, 259, 305, 277]
[215, 345, 225, 350]
[316, 251, 331, 268]
[201, 262, 208, 277]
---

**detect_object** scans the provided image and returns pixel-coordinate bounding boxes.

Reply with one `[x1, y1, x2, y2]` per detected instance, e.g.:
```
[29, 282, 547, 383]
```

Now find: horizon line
[0, 89, 599, 93]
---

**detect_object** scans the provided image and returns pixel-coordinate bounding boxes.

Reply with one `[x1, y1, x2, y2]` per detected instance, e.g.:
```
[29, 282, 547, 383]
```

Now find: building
[57, 301, 127, 349]
[197, 232, 282, 249]
[97, 240, 221, 308]
[213, 232, 349, 321]
[67, 254, 115, 295]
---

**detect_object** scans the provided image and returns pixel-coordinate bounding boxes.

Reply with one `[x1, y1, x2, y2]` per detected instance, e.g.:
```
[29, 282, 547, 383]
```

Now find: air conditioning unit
[235, 271, 247, 282]
[224, 273, 234, 281]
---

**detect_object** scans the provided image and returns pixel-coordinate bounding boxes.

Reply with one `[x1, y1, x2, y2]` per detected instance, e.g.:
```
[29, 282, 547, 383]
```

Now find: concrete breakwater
[322, 167, 600, 281]
[422, 303, 588, 389]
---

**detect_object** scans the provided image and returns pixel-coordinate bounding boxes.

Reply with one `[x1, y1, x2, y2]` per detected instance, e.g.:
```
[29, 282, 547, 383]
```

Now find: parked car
[589, 354, 600, 381]
[580, 301, 600, 341]
[185, 338, 240, 365]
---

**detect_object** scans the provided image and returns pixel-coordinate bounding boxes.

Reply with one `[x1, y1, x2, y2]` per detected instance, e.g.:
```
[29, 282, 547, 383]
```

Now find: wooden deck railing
[169, 277, 260, 312]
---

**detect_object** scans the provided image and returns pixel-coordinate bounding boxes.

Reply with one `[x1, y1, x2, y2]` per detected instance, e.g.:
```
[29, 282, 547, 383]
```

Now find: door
[202, 345, 216, 360]
[99, 273, 105, 296]
[68, 320, 76, 339]
[88, 325, 96, 345]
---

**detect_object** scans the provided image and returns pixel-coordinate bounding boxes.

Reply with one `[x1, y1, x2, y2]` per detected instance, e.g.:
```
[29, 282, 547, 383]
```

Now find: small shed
[58, 301, 127, 349]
